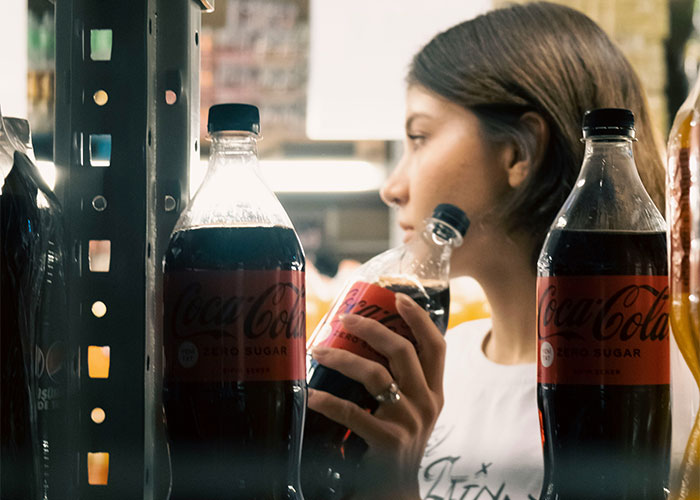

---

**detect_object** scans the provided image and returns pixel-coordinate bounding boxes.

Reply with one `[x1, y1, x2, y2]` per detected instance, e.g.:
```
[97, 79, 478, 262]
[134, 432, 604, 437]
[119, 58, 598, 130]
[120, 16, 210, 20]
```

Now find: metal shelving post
[53, 0, 212, 497]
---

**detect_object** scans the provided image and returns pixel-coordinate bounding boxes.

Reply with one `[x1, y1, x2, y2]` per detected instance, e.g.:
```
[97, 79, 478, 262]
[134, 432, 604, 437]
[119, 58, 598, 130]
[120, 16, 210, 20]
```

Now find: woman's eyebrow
[405, 113, 432, 130]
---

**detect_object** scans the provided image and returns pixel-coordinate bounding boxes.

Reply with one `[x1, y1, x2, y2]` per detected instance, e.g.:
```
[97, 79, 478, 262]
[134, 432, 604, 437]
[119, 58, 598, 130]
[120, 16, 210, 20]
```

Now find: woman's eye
[407, 134, 426, 147]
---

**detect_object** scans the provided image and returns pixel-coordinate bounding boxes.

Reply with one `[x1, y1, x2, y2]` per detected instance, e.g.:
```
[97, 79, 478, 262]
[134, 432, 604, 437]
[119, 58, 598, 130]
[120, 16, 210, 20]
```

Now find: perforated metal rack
[53, 0, 211, 497]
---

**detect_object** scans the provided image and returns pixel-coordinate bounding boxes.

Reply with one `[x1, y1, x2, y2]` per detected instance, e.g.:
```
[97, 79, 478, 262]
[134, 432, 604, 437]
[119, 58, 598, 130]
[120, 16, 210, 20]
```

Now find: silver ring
[374, 382, 401, 404]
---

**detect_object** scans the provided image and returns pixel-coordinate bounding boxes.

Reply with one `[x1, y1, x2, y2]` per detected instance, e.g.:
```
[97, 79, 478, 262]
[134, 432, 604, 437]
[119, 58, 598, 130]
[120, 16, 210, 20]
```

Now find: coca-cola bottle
[162, 104, 306, 499]
[537, 108, 671, 499]
[302, 204, 469, 499]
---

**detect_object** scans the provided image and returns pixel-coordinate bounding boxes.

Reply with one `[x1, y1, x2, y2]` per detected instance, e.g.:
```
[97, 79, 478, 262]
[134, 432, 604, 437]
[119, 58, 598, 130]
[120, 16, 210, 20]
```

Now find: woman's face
[380, 85, 512, 275]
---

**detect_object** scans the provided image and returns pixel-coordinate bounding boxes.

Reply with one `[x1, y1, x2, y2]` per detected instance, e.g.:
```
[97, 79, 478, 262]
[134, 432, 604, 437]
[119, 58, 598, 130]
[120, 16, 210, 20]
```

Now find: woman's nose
[380, 161, 409, 208]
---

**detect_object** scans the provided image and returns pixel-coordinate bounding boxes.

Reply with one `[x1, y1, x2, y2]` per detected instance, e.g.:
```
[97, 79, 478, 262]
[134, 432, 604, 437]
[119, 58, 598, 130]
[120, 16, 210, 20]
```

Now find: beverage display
[162, 104, 306, 499]
[669, 76, 700, 500]
[302, 204, 469, 500]
[537, 109, 671, 500]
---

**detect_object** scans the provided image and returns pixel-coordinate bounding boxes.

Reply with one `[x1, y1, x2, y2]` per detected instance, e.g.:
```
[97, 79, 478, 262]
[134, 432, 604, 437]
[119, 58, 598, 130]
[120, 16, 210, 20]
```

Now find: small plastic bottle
[302, 203, 469, 500]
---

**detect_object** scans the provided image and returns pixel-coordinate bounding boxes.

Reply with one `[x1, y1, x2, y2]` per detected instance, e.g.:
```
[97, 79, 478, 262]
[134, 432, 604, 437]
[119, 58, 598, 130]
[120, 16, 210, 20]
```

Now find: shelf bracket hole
[165, 90, 177, 105]
[89, 134, 111, 167]
[164, 195, 177, 212]
[93, 90, 108, 106]
[88, 346, 110, 379]
[88, 240, 110, 272]
[90, 30, 112, 61]
[91, 301, 107, 318]
[91, 407, 106, 424]
[91, 195, 107, 212]
[87, 452, 109, 485]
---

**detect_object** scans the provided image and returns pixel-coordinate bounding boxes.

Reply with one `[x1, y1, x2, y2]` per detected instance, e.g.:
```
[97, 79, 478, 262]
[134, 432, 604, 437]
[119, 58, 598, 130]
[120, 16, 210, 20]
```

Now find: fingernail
[340, 313, 361, 325]
[395, 293, 413, 307]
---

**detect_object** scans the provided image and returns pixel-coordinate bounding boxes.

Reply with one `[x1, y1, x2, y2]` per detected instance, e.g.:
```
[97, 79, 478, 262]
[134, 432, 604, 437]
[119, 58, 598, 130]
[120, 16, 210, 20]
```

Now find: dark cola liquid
[537, 229, 670, 500]
[163, 225, 305, 500]
[301, 282, 449, 500]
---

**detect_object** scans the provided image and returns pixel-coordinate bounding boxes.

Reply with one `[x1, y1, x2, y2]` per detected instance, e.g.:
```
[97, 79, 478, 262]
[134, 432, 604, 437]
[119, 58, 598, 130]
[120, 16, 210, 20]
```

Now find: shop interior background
[0, 0, 695, 334]
[2, 0, 700, 487]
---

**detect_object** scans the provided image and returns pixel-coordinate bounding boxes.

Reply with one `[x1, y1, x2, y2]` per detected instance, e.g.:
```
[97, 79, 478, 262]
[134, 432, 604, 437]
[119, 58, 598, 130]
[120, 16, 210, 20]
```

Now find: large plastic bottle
[162, 103, 306, 499]
[537, 108, 670, 500]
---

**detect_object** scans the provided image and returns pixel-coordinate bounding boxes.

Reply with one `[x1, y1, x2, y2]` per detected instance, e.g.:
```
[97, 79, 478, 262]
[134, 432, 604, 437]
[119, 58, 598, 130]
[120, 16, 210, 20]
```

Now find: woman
[307, 2, 666, 499]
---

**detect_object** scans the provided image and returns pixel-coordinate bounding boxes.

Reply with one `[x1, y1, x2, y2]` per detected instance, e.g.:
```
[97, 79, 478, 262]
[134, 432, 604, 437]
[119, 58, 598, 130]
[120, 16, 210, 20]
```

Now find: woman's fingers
[311, 346, 394, 398]
[311, 346, 426, 435]
[339, 313, 429, 397]
[338, 293, 446, 395]
[306, 294, 446, 500]
[307, 388, 403, 449]
[394, 293, 447, 393]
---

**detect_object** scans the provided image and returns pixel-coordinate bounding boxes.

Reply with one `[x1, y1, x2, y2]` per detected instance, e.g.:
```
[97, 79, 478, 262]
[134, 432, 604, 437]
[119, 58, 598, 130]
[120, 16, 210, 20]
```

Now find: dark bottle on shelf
[302, 203, 469, 500]
[536, 108, 671, 500]
[162, 104, 306, 500]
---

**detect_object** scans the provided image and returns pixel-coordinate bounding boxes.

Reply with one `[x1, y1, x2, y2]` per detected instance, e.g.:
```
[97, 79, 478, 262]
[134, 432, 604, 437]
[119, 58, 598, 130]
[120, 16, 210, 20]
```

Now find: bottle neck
[581, 135, 634, 171]
[422, 219, 463, 248]
[209, 131, 258, 160]
[399, 218, 462, 281]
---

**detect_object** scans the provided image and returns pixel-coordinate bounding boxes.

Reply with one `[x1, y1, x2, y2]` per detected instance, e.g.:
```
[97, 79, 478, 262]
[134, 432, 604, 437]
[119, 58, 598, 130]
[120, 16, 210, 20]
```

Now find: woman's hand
[307, 292, 447, 500]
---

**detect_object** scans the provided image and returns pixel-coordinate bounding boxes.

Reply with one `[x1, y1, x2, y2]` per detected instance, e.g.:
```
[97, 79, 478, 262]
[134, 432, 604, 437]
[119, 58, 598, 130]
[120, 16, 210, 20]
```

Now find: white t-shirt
[418, 319, 543, 500]
[415, 318, 700, 500]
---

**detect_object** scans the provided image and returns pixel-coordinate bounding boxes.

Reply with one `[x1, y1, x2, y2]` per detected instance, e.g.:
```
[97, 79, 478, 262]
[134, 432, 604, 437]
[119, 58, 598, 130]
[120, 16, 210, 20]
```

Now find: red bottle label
[310, 281, 413, 366]
[537, 275, 669, 385]
[164, 270, 306, 382]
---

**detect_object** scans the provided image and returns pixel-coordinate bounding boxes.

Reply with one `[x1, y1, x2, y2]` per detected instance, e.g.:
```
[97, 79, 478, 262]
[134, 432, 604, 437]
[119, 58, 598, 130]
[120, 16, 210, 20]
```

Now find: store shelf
[53, 1, 204, 497]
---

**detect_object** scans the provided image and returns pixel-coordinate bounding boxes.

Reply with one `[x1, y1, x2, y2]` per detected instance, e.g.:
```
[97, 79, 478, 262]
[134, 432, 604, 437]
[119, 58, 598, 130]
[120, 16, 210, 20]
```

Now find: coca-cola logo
[331, 284, 411, 338]
[170, 280, 305, 340]
[538, 283, 669, 343]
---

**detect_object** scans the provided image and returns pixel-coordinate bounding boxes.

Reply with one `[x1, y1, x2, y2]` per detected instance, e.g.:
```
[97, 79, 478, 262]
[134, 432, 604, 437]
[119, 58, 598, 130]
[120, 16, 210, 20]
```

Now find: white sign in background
[0, 0, 28, 120]
[307, 0, 492, 140]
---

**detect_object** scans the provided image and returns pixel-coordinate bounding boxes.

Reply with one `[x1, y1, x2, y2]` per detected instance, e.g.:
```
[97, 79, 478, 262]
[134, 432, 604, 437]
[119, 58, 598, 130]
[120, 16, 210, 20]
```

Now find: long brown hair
[407, 1, 665, 265]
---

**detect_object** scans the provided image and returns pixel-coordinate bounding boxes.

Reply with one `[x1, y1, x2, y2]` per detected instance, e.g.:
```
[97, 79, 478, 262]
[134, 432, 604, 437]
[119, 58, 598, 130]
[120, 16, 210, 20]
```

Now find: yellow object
[446, 277, 490, 329]
[668, 76, 700, 499]
[305, 294, 332, 341]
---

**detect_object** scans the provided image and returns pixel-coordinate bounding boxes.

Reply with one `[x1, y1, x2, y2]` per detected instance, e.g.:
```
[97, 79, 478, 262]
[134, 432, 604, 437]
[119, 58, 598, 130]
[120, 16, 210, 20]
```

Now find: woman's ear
[506, 111, 549, 188]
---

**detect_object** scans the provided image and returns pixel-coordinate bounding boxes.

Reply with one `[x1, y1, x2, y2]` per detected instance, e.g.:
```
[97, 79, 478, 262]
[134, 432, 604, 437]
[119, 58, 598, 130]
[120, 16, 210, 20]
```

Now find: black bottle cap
[433, 204, 470, 236]
[208, 103, 261, 135]
[582, 108, 635, 138]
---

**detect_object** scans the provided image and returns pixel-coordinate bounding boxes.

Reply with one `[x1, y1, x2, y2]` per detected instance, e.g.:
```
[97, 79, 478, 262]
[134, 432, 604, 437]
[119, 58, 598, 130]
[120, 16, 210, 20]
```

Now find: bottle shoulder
[174, 159, 293, 233]
[552, 148, 665, 233]
[537, 228, 667, 276]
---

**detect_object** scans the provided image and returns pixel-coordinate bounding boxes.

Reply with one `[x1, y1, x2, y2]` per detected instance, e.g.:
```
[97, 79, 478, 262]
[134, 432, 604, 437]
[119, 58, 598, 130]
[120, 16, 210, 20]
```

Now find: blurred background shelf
[17, 0, 700, 337]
